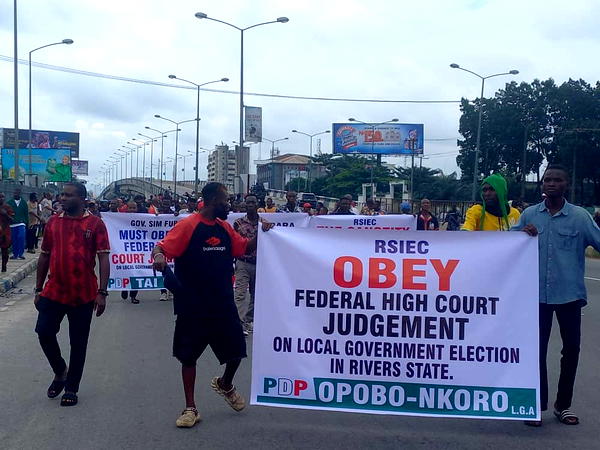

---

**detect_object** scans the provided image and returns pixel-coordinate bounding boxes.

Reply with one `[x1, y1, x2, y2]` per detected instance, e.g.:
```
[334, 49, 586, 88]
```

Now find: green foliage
[309, 154, 393, 198]
[394, 166, 471, 201]
[457, 78, 600, 203]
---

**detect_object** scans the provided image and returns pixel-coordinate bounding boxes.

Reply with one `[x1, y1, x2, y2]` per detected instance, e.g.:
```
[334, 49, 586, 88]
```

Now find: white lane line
[4, 301, 15, 306]
[0, 307, 8, 312]
[585, 277, 600, 281]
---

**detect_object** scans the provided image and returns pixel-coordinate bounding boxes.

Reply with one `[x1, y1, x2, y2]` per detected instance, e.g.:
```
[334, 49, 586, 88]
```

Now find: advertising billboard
[0, 128, 80, 158]
[72, 159, 89, 176]
[244, 106, 262, 143]
[1, 148, 72, 182]
[332, 123, 424, 155]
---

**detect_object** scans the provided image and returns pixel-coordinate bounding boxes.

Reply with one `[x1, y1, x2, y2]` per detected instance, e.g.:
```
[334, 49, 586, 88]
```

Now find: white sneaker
[160, 292, 168, 301]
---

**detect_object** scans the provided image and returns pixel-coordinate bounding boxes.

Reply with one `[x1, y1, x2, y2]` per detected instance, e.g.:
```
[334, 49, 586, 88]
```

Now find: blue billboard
[332, 123, 424, 155]
[2, 148, 72, 182]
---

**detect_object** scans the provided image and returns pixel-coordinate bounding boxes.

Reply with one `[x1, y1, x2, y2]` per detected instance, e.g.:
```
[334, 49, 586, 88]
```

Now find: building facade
[256, 153, 326, 191]
[207, 144, 236, 192]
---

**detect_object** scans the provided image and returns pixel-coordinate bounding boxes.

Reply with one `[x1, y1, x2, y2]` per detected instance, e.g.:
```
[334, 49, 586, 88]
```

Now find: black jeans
[539, 301, 583, 411]
[35, 296, 95, 393]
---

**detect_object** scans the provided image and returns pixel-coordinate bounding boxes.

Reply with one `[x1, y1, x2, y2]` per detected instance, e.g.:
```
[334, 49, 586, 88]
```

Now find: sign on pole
[245, 106, 262, 143]
[251, 229, 540, 420]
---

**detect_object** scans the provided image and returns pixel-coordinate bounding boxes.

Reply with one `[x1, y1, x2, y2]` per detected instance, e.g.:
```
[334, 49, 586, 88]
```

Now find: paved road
[1, 260, 599, 450]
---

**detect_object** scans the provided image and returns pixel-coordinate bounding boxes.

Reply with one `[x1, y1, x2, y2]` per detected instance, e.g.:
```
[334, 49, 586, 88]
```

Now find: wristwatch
[98, 289, 109, 297]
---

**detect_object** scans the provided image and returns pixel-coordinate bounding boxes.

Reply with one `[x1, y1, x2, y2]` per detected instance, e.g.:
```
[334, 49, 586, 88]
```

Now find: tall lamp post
[450, 63, 519, 200]
[168, 74, 228, 195]
[138, 133, 159, 184]
[116, 149, 128, 179]
[123, 145, 136, 178]
[28, 38, 74, 181]
[154, 115, 195, 198]
[126, 141, 142, 178]
[145, 126, 179, 190]
[261, 136, 288, 189]
[291, 130, 329, 192]
[194, 12, 289, 193]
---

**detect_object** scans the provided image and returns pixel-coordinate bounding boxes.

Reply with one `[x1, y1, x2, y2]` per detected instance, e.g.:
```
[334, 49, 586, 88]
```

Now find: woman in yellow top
[462, 173, 520, 231]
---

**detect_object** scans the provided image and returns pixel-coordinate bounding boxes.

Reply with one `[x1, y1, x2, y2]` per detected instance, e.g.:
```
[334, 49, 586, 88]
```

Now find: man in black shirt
[152, 182, 273, 428]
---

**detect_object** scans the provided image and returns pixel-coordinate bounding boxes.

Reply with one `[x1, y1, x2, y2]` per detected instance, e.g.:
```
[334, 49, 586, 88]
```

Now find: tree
[394, 166, 470, 200]
[310, 154, 393, 199]
[457, 78, 600, 203]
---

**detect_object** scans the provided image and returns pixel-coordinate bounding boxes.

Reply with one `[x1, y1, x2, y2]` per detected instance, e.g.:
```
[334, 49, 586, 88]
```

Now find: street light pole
[168, 75, 229, 196]
[145, 126, 179, 191]
[28, 39, 73, 180]
[449, 63, 519, 200]
[154, 115, 195, 198]
[291, 130, 330, 192]
[195, 12, 289, 193]
[261, 136, 288, 189]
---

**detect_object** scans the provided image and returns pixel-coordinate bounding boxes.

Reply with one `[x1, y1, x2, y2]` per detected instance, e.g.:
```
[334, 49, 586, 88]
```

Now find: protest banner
[251, 228, 540, 420]
[103, 212, 184, 291]
[227, 212, 310, 228]
[309, 214, 416, 231]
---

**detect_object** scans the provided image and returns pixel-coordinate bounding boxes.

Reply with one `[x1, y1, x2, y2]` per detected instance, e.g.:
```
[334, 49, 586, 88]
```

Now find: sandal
[554, 408, 579, 425]
[60, 392, 78, 407]
[47, 379, 66, 398]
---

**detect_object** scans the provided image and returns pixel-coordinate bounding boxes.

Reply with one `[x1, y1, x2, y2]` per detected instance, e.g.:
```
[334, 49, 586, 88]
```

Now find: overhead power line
[0, 55, 460, 104]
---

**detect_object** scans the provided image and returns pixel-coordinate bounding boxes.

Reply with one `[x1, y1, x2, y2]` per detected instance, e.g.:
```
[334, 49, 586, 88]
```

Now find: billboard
[244, 106, 262, 143]
[1, 148, 72, 182]
[72, 159, 89, 176]
[332, 123, 424, 155]
[0, 128, 80, 158]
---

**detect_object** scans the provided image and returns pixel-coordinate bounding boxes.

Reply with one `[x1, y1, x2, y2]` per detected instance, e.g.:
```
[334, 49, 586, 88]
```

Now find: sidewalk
[0, 252, 39, 293]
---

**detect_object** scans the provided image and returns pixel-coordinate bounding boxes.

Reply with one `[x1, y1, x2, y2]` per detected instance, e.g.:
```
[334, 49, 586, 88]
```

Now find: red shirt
[41, 212, 111, 306]
[158, 213, 247, 259]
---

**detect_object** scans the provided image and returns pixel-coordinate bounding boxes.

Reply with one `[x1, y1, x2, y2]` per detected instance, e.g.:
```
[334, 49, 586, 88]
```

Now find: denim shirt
[511, 200, 600, 305]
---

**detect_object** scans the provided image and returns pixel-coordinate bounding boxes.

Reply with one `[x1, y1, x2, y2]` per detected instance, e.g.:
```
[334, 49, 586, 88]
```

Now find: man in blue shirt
[513, 164, 600, 426]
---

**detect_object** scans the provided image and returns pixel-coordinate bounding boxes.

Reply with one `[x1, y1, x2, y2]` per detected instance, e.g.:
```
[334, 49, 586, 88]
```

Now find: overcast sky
[1, 0, 599, 193]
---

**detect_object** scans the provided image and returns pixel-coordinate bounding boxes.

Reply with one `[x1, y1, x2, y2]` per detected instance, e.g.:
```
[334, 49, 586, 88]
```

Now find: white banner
[103, 212, 184, 291]
[309, 214, 416, 231]
[226, 212, 310, 228]
[251, 229, 540, 420]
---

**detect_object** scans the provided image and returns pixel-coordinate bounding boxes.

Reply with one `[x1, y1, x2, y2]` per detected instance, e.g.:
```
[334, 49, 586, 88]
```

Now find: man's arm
[94, 252, 110, 317]
[584, 211, 600, 252]
[244, 221, 275, 254]
[34, 252, 50, 306]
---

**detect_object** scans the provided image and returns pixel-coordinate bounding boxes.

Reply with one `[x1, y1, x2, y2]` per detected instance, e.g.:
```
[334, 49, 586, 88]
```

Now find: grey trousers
[234, 260, 256, 325]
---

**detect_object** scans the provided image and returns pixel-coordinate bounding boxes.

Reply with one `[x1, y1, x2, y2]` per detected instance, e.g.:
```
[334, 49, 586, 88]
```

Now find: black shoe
[120, 291, 128, 300]
[131, 297, 140, 304]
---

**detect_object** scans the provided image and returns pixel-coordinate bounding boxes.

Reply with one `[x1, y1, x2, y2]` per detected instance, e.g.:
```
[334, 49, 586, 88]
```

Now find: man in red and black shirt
[152, 182, 273, 428]
[34, 182, 110, 407]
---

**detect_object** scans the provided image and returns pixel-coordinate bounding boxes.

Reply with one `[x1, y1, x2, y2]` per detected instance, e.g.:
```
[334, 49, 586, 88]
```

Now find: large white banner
[309, 214, 416, 231]
[103, 212, 184, 291]
[251, 229, 540, 420]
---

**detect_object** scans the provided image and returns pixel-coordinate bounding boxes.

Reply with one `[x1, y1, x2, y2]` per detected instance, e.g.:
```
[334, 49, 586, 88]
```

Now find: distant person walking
[8, 188, 28, 259]
[34, 182, 110, 407]
[0, 193, 14, 272]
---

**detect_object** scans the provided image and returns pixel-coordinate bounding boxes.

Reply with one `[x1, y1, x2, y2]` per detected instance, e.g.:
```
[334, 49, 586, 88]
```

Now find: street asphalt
[0, 259, 599, 450]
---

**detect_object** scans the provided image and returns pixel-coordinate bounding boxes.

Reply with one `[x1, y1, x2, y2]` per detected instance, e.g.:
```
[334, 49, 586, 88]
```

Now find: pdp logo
[263, 377, 308, 396]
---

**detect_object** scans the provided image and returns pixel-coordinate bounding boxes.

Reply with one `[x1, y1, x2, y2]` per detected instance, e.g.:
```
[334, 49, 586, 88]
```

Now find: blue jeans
[10, 224, 25, 258]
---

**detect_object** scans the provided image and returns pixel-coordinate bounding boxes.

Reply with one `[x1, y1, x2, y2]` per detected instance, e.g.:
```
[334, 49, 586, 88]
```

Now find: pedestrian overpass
[98, 178, 203, 200]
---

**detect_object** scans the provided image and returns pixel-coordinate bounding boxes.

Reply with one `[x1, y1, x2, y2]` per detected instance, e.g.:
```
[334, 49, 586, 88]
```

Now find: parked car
[296, 192, 317, 208]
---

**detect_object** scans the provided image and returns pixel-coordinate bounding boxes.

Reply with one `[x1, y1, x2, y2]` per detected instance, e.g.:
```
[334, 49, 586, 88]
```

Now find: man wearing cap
[301, 203, 313, 216]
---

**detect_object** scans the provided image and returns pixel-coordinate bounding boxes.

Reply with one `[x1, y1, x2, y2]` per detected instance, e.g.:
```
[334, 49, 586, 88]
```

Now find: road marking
[0, 307, 8, 312]
[4, 301, 15, 306]
[585, 277, 600, 281]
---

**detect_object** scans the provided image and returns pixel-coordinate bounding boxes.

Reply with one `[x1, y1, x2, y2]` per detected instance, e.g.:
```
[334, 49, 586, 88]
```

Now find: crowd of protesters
[26, 165, 600, 429]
